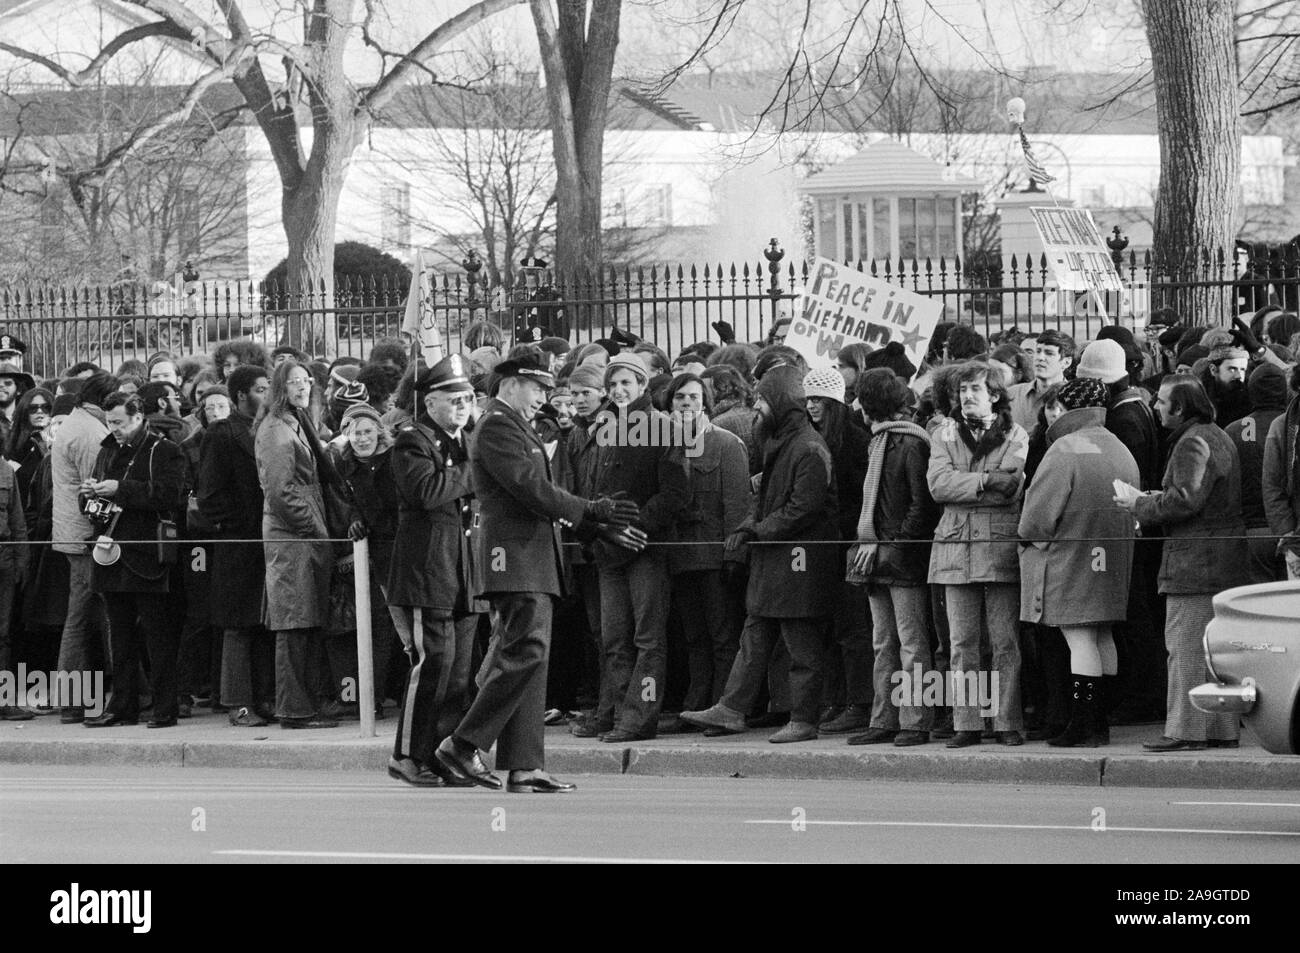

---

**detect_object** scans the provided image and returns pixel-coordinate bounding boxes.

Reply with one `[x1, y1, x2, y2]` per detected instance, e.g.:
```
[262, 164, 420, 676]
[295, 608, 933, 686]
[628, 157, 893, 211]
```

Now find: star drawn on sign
[898, 324, 926, 352]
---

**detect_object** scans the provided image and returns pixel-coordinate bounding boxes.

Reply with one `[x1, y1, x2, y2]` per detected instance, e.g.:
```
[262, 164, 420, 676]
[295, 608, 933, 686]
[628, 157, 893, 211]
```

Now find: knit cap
[801, 366, 846, 404]
[1057, 377, 1109, 411]
[604, 351, 649, 386]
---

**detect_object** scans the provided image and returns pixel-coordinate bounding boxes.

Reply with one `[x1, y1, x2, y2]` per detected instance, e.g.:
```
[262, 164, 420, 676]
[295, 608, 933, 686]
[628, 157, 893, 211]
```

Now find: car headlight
[1203, 620, 1221, 682]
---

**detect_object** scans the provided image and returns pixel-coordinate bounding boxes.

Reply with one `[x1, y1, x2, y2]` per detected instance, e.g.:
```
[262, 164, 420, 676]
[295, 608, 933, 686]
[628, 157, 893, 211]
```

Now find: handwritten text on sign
[789, 258, 942, 376]
[1030, 207, 1123, 294]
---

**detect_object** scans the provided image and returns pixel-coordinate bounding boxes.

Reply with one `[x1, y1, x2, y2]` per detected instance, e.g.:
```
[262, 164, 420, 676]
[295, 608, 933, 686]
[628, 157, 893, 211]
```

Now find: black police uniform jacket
[471, 397, 588, 599]
[387, 419, 483, 613]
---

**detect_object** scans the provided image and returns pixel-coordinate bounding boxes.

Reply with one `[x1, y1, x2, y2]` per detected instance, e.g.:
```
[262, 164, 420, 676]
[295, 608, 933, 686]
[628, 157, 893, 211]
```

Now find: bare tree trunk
[282, 156, 344, 356]
[532, 0, 620, 279]
[1143, 0, 1240, 324]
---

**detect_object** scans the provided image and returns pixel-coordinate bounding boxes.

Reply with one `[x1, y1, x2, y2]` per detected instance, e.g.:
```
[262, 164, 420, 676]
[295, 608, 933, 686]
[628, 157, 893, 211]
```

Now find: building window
[381, 182, 411, 250]
[644, 184, 672, 226]
[872, 198, 890, 262]
[897, 196, 957, 262]
[38, 193, 61, 257]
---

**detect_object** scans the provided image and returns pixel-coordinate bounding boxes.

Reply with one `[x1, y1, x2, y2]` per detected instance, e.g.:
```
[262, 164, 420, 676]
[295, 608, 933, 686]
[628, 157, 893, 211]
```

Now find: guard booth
[800, 139, 979, 267]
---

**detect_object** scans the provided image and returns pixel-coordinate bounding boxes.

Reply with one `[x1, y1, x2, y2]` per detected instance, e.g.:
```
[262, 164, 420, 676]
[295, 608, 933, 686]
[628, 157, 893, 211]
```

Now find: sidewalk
[3, 708, 1297, 789]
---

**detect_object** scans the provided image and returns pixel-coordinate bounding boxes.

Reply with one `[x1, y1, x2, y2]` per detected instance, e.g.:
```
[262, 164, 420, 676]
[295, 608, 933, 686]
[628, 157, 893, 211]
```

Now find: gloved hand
[721, 559, 748, 590]
[1232, 317, 1263, 356]
[725, 526, 756, 553]
[347, 519, 369, 542]
[597, 524, 649, 552]
[712, 320, 736, 344]
[983, 471, 1019, 496]
[1231, 317, 1264, 355]
[585, 496, 641, 528]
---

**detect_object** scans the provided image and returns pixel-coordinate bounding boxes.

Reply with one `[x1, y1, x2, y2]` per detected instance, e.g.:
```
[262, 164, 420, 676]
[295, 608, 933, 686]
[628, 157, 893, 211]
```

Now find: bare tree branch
[362, 0, 526, 114]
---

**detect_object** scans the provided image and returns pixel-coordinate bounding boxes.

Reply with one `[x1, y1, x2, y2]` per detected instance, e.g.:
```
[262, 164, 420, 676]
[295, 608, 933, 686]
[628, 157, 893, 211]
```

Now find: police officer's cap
[416, 354, 474, 395]
[494, 352, 554, 389]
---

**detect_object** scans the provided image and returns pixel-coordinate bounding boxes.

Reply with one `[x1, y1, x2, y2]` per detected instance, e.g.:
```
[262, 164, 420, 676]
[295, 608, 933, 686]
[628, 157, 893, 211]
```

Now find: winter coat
[713, 400, 762, 474]
[588, 393, 691, 568]
[927, 416, 1030, 585]
[0, 459, 28, 579]
[52, 405, 108, 554]
[1227, 409, 1284, 529]
[825, 417, 871, 541]
[1107, 385, 1161, 491]
[736, 366, 840, 618]
[1133, 420, 1249, 595]
[1017, 407, 1139, 625]
[860, 428, 940, 586]
[254, 412, 332, 630]
[386, 420, 484, 613]
[470, 397, 588, 599]
[668, 422, 750, 574]
[87, 425, 186, 594]
[12, 431, 46, 513]
[197, 410, 265, 629]
[331, 434, 400, 583]
[1263, 397, 1300, 545]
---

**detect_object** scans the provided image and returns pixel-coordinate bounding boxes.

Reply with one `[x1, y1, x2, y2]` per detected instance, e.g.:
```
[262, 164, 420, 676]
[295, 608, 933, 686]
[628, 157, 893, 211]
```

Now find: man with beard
[199, 365, 274, 726]
[681, 364, 840, 743]
[0, 361, 34, 452]
[1198, 340, 1251, 427]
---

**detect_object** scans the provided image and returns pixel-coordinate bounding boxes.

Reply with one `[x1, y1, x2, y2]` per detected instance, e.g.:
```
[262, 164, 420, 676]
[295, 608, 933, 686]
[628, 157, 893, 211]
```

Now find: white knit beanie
[802, 366, 846, 404]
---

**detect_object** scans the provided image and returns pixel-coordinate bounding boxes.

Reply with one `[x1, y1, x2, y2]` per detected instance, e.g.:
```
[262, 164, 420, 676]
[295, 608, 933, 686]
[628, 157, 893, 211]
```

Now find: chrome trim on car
[1189, 680, 1257, 715]
[1203, 624, 1220, 682]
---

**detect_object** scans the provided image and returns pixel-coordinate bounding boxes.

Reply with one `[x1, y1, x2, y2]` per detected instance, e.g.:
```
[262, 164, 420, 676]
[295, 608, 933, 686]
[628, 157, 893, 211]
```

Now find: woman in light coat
[1018, 378, 1139, 746]
[254, 360, 338, 729]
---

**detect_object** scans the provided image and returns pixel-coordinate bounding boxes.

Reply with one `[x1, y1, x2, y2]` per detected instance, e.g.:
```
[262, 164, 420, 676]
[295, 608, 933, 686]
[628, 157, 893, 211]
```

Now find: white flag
[402, 250, 443, 366]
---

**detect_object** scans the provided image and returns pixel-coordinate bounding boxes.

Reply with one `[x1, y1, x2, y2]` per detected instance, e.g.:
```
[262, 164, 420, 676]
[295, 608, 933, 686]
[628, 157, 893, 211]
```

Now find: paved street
[3, 765, 1297, 864]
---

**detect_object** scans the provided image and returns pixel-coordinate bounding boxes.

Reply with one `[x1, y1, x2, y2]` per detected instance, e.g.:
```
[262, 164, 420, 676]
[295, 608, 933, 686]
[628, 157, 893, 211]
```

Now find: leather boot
[1047, 675, 1106, 747]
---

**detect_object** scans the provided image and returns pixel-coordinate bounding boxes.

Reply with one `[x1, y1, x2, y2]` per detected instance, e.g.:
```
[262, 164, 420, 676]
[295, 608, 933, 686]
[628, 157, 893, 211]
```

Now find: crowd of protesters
[0, 298, 1296, 759]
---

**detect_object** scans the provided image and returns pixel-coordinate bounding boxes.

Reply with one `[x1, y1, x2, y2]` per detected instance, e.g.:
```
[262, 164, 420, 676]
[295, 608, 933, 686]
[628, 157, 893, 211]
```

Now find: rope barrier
[10, 532, 1290, 547]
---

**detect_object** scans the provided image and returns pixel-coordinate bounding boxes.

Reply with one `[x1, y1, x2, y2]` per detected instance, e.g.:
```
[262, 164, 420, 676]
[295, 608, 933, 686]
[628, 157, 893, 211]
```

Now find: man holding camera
[83, 393, 186, 728]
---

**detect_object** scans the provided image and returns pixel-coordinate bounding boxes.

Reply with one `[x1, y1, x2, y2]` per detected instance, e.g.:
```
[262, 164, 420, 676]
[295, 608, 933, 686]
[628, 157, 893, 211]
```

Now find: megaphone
[91, 535, 121, 566]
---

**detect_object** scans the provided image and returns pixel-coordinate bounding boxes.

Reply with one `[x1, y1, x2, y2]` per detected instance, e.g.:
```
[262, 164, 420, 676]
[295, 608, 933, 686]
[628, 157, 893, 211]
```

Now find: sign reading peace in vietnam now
[788, 258, 943, 378]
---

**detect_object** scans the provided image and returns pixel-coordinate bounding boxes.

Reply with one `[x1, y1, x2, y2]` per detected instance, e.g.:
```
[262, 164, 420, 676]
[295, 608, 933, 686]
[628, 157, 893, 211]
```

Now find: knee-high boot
[1048, 674, 1107, 747]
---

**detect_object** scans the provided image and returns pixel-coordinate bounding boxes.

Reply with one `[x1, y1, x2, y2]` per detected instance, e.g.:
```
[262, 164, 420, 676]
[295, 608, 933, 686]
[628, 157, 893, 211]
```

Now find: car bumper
[1190, 680, 1257, 715]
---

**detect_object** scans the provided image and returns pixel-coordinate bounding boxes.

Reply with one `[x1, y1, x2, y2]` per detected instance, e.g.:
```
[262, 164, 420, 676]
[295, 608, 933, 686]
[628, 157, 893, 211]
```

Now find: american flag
[1018, 126, 1056, 184]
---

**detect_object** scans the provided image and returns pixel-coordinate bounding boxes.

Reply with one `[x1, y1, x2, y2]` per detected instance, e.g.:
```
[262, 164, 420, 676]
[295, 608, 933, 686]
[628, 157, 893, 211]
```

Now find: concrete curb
[3, 735, 1299, 788]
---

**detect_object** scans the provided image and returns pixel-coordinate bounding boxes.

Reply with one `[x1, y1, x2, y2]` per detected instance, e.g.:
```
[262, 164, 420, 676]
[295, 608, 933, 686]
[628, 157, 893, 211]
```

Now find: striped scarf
[847, 419, 932, 583]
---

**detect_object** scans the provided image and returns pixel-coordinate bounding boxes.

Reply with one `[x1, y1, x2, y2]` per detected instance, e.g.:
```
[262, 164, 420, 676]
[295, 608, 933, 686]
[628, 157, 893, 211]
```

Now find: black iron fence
[2, 239, 1297, 380]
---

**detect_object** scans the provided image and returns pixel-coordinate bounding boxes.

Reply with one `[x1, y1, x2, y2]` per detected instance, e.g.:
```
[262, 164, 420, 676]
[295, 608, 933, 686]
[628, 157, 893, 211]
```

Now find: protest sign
[789, 258, 943, 377]
[1030, 207, 1123, 319]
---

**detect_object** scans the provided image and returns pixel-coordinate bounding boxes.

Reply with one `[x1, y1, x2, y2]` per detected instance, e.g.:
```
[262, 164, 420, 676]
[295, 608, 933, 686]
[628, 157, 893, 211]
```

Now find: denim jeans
[867, 584, 933, 731]
[597, 550, 670, 734]
[944, 583, 1023, 731]
[56, 554, 106, 713]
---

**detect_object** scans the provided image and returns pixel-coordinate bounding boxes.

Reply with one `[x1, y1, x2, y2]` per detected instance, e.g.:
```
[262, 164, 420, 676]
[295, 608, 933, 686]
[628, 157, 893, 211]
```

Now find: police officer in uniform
[512, 256, 567, 344]
[435, 353, 641, 792]
[386, 355, 484, 786]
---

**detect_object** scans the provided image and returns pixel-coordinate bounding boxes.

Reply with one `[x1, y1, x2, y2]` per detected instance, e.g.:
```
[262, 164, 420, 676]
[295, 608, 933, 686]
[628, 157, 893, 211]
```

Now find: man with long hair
[927, 360, 1028, 747]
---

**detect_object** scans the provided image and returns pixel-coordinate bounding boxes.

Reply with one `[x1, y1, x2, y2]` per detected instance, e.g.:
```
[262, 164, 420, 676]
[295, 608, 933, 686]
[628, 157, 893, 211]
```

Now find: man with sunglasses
[385, 355, 486, 786]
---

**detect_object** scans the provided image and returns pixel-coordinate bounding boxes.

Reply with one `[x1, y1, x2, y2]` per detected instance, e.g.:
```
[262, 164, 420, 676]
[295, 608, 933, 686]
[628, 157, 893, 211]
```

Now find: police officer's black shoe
[387, 756, 445, 787]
